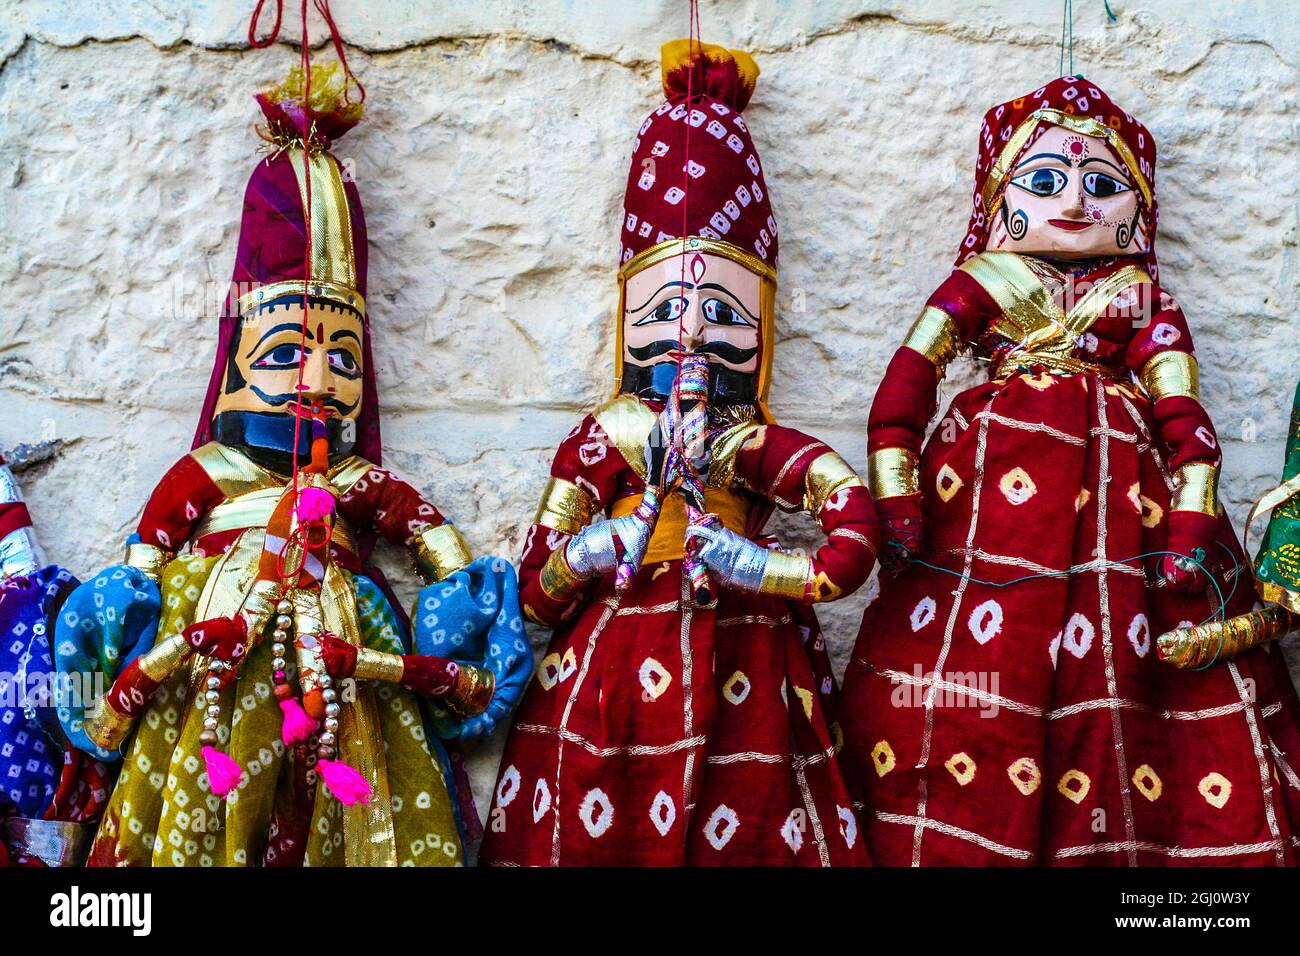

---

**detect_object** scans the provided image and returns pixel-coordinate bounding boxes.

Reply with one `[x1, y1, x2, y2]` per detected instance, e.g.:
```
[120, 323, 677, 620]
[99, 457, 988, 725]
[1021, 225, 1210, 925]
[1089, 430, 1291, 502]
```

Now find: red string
[248, 0, 283, 48]
[314, 0, 366, 105]
[674, 0, 702, 396]
[289, 0, 313, 540]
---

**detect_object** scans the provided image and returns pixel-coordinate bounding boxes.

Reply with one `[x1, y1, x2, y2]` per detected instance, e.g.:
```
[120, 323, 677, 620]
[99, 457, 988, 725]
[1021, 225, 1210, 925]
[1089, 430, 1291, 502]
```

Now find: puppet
[53, 65, 531, 867]
[840, 76, 1300, 866]
[478, 41, 878, 866]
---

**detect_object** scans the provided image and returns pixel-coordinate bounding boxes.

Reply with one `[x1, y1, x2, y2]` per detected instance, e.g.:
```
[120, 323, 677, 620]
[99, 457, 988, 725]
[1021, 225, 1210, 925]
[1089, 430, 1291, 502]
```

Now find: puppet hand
[876, 494, 924, 572]
[1161, 511, 1215, 595]
[182, 616, 247, 664]
[319, 633, 358, 680]
[564, 514, 650, 578]
[686, 524, 769, 593]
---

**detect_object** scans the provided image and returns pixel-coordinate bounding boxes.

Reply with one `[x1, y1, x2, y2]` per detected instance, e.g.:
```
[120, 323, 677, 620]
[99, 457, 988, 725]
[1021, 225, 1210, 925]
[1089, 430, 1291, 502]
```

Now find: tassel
[203, 746, 244, 798]
[279, 697, 317, 746]
[295, 486, 335, 523]
[317, 758, 372, 806]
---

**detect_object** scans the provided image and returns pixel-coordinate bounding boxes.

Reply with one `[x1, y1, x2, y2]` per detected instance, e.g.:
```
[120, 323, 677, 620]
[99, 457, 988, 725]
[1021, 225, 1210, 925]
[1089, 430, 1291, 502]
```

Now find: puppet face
[994, 124, 1144, 260]
[621, 251, 762, 403]
[212, 297, 364, 465]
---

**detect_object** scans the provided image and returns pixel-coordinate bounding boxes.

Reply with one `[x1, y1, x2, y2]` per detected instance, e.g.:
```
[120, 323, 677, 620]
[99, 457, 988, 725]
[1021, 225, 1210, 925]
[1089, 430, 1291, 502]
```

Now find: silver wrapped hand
[685, 524, 769, 594]
[564, 513, 653, 579]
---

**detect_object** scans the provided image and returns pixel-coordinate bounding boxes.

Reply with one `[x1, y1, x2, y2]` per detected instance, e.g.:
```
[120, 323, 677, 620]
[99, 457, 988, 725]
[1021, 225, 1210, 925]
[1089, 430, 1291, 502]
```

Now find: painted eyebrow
[626, 280, 690, 315]
[1079, 157, 1129, 177]
[329, 328, 361, 344]
[245, 322, 306, 358]
[1013, 152, 1071, 170]
[696, 283, 760, 323]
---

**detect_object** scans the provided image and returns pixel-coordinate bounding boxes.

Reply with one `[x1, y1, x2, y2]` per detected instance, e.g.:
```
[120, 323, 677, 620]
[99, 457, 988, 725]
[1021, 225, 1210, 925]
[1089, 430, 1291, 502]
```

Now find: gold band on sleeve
[125, 542, 171, 582]
[533, 477, 595, 535]
[137, 632, 192, 683]
[868, 448, 920, 500]
[803, 452, 865, 516]
[413, 523, 474, 583]
[446, 663, 496, 718]
[539, 547, 587, 603]
[759, 551, 813, 601]
[901, 306, 962, 370]
[354, 647, 406, 684]
[84, 695, 136, 752]
[1139, 351, 1200, 403]
[1171, 462, 1220, 516]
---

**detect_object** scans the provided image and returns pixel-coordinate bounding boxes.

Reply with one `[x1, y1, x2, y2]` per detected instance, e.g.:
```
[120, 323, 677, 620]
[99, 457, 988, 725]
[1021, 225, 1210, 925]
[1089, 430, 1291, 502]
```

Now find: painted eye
[251, 343, 303, 369]
[1010, 167, 1068, 197]
[328, 350, 361, 376]
[702, 298, 752, 327]
[1083, 171, 1130, 199]
[634, 296, 686, 326]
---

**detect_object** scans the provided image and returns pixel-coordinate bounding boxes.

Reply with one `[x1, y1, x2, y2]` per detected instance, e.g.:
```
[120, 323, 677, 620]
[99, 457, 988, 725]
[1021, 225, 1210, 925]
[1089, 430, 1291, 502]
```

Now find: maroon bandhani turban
[619, 39, 777, 268]
[957, 74, 1160, 279]
[192, 65, 381, 464]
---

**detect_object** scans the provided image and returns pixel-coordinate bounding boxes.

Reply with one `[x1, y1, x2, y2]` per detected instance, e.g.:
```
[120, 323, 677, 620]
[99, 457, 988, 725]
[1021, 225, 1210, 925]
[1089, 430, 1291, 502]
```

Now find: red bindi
[1069, 141, 1084, 155]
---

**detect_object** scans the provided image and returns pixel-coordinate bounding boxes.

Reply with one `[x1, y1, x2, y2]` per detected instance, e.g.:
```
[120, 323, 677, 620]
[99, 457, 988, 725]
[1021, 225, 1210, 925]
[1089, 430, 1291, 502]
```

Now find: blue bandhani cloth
[0, 566, 78, 817]
[413, 556, 533, 741]
[53, 564, 161, 760]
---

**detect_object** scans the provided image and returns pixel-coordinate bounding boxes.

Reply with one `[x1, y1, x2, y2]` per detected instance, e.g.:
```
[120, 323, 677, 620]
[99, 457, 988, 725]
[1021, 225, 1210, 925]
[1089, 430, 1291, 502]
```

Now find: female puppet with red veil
[840, 76, 1300, 866]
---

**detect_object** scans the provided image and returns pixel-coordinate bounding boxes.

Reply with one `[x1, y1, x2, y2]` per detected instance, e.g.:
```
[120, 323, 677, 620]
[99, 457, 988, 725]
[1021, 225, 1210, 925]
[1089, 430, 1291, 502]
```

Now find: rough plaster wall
[2, 0, 1297, 823]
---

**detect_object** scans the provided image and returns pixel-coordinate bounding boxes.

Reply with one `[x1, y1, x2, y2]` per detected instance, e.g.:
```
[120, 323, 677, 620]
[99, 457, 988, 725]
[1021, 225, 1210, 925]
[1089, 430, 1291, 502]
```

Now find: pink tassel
[295, 487, 336, 523]
[279, 698, 317, 746]
[202, 746, 244, 798]
[317, 758, 372, 806]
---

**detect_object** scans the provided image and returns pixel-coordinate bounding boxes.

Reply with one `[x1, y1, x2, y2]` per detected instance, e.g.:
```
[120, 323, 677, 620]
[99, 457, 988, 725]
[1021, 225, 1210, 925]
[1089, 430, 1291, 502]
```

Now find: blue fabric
[412, 556, 532, 741]
[0, 566, 78, 817]
[53, 564, 161, 760]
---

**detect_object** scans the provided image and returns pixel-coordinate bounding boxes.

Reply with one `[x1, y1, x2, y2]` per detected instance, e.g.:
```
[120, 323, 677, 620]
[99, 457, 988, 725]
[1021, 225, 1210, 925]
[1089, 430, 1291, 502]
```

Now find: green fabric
[1255, 380, 1300, 603]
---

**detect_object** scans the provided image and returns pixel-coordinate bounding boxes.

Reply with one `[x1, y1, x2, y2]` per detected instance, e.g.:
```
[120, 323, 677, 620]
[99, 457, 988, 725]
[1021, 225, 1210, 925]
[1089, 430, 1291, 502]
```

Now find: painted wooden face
[216, 298, 365, 426]
[994, 124, 1145, 260]
[622, 251, 762, 382]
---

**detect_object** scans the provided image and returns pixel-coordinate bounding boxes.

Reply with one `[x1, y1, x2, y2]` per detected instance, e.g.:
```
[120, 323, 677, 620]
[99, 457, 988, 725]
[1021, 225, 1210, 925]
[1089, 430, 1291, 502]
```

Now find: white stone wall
[3, 0, 1298, 820]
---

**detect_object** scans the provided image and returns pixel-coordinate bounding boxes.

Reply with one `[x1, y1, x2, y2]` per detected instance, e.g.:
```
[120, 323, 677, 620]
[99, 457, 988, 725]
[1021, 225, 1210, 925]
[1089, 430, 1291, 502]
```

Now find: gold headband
[614, 236, 778, 404]
[982, 108, 1154, 220]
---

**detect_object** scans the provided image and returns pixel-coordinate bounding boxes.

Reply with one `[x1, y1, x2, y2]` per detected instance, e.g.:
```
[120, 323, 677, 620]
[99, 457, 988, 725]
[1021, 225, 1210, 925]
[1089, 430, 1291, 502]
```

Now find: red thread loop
[248, 0, 284, 48]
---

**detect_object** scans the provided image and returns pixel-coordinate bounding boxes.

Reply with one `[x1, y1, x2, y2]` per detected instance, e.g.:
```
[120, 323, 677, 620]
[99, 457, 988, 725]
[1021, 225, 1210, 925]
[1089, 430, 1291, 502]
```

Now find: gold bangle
[137, 632, 191, 683]
[353, 646, 406, 684]
[83, 694, 136, 752]
[533, 477, 595, 535]
[868, 448, 920, 500]
[446, 663, 496, 718]
[803, 452, 865, 517]
[539, 547, 587, 603]
[412, 523, 474, 583]
[1157, 604, 1291, 669]
[760, 551, 813, 601]
[901, 306, 962, 370]
[1140, 351, 1200, 403]
[125, 542, 171, 583]
[1171, 462, 1220, 516]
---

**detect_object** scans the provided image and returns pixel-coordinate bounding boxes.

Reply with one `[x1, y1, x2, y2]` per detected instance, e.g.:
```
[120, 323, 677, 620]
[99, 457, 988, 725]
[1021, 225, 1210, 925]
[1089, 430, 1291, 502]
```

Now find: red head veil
[956, 75, 1160, 280]
[192, 66, 382, 465]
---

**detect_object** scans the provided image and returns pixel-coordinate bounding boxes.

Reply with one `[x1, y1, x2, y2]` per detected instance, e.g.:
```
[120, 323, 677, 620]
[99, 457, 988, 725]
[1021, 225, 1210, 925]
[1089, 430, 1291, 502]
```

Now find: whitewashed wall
[3, 0, 1297, 819]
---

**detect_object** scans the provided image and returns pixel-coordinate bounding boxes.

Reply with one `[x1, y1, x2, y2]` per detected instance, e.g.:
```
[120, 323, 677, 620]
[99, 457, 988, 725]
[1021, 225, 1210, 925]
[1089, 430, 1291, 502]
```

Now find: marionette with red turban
[479, 40, 879, 867]
[839, 75, 1300, 866]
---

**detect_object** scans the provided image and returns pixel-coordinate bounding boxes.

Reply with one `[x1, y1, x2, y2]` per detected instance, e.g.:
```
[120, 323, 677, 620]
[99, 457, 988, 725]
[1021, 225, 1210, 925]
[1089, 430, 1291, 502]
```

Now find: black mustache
[625, 341, 758, 365]
[249, 386, 359, 416]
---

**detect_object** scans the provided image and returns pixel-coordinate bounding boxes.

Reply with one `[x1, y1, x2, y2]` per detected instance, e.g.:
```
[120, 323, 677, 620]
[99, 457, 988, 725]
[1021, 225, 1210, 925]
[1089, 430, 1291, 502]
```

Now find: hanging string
[248, 0, 283, 47]
[910, 541, 1242, 670]
[289, 0, 314, 517]
[1059, 0, 1074, 76]
[1104, 1, 1118, 23]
